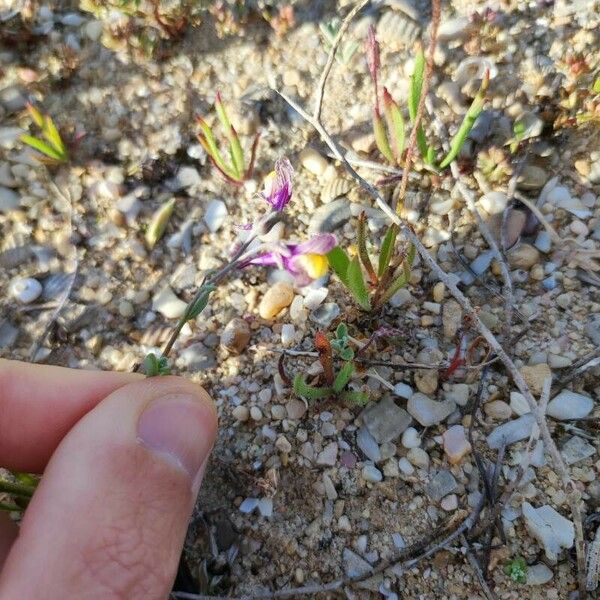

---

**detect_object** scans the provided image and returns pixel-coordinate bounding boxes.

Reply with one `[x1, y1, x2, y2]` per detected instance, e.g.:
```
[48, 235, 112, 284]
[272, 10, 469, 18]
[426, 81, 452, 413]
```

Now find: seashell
[377, 10, 421, 49]
[320, 176, 352, 204]
[455, 57, 498, 89]
[9, 277, 43, 304]
[383, 0, 420, 22]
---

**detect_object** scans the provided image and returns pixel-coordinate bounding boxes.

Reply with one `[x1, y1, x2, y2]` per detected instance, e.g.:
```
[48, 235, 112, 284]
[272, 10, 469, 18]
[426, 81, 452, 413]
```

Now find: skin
[0, 359, 217, 600]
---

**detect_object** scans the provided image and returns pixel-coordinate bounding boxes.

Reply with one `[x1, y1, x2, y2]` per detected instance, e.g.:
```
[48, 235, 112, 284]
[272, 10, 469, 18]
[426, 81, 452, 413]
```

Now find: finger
[0, 359, 141, 472]
[0, 513, 17, 569]
[0, 376, 217, 600]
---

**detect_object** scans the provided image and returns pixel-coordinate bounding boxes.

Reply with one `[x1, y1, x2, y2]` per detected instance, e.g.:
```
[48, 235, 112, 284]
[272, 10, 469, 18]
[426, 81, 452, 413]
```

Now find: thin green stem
[0, 479, 35, 498]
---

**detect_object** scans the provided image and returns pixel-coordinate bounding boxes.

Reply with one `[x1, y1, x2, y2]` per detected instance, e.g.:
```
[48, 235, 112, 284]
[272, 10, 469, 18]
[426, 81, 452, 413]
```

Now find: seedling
[197, 92, 260, 185]
[320, 18, 359, 66]
[327, 216, 415, 311]
[293, 331, 368, 405]
[504, 557, 527, 584]
[330, 323, 354, 360]
[21, 104, 69, 164]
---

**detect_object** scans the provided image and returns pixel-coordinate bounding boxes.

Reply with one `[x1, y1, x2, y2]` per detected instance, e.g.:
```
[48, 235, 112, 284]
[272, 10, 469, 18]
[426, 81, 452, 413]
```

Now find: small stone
[257, 498, 273, 517]
[517, 165, 548, 190]
[407, 447, 430, 469]
[233, 405, 250, 422]
[393, 382, 413, 399]
[0, 186, 19, 212]
[389, 288, 413, 308]
[484, 400, 512, 420]
[152, 286, 187, 319]
[432, 282, 445, 303]
[426, 470, 457, 502]
[203, 199, 227, 233]
[281, 323, 295, 346]
[546, 390, 593, 420]
[561, 436, 595, 465]
[362, 464, 383, 483]
[445, 383, 470, 406]
[178, 343, 217, 370]
[271, 404, 286, 420]
[174, 166, 201, 190]
[361, 397, 412, 443]
[383, 458, 399, 478]
[534, 231, 552, 253]
[308, 198, 352, 235]
[357, 428, 382, 462]
[276, 435, 292, 453]
[221, 318, 251, 354]
[407, 393, 455, 426]
[510, 391, 531, 416]
[118, 300, 135, 318]
[479, 191, 508, 215]
[286, 399, 307, 420]
[9, 277, 42, 304]
[259, 282, 294, 320]
[300, 148, 328, 176]
[508, 244, 541, 269]
[440, 494, 458, 511]
[0, 320, 19, 349]
[239, 498, 259, 514]
[317, 442, 338, 466]
[250, 406, 263, 421]
[309, 302, 340, 327]
[303, 287, 328, 310]
[520, 363, 552, 395]
[522, 502, 574, 562]
[442, 300, 462, 339]
[401, 427, 421, 449]
[343, 548, 372, 578]
[487, 414, 535, 449]
[526, 563, 553, 586]
[398, 457, 415, 474]
[323, 474, 338, 500]
[442, 425, 471, 464]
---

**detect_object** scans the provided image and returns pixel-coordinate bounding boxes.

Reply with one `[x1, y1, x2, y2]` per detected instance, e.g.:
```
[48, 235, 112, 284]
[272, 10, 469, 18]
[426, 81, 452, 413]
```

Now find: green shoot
[197, 92, 260, 185]
[330, 323, 354, 360]
[319, 18, 359, 66]
[145, 198, 176, 249]
[21, 104, 69, 164]
[143, 353, 172, 376]
[408, 47, 434, 164]
[504, 557, 527, 584]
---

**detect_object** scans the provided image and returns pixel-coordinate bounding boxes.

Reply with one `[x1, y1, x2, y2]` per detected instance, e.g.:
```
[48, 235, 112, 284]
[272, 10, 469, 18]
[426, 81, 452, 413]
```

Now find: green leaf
[593, 77, 600, 94]
[145, 198, 176, 249]
[373, 109, 394, 163]
[378, 263, 411, 306]
[336, 322, 348, 340]
[143, 353, 171, 376]
[339, 390, 369, 406]
[383, 93, 405, 160]
[20, 134, 64, 161]
[333, 362, 354, 393]
[185, 285, 215, 321]
[228, 127, 245, 179]
[357, 212, 377, 283]
[197, 119, 231, 177]
[26, 103, 45, 128]
[439, 73, 488, 169]
[408, 48, 433, 162]
[293, 374, 333, 401]
[42, 115, 67, 157]
[347, 257, 371, 311]
[378, 224, 398, 277]
[339, 347, 354, 360]
[327, 246, 351, 288]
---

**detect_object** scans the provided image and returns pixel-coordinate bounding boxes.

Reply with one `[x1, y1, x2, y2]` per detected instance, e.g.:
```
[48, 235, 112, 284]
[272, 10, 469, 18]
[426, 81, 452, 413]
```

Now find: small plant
[330, 323, 354, 360]
[20, 104, 69, 164]
[327, 216, 415, 311]
[320, 18, 359, 66]
[293, 331, 368, 405]
[197, 92, 260, 185]
[476, 146, 513, 183]
[504, 557, 528, 584]
[366, 28, 489, 170]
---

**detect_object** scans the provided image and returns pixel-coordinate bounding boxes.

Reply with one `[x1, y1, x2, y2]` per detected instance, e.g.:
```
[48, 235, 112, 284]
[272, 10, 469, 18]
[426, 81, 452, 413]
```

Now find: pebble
[389, 288, 413, 308]
[203, 199, 227, 233]
[317, 442, 338, 466]
[517, 165, 548, 190]
[118, 300, 135, 318]
[546, 390, 593, 420]
[9, 277, 42, 304]
[275, 435, 292, 454]
[510, 391, 531, 416]
[585, 314, 600, 345]
[362, 464, 383, 483]
[440, 494, 458, 511]
[393, 382, 413, 399]
[0, 186, 19, 212]
[303, 287, 328, 310]
[561, 436, 596, 465]
[308, 199, 352, 235]
[520, 363, 552, 395]
[257, 498, 273, 518]
[508, 244, 541, 269]
[220, 317, 251, 354]
[407, 393, 455, 427]
[343, 548, 372, 578]
[442, 300, 462, 339]
[286, 399, 307, 420]
[309, 302, 340, 327]
[487, 414, 535, 449]
[323, 474, 337, 500]
[357, 427, 382, 462]
[0, 320, 19, 349]
[152, 286, 187, 319]
[401, 427, 421, 449]
[250, 406, 263, 421]
[522, 502, 574, 562]
[534, 231, 552, 253]
[259, 282, 294, 320]
[407, 448, 430, 469]
[484, 400, 512, 420]
[281, 323, 295, 346]
[442, 425, 471, 464]
[526, 563, 554, 586]
[432, 282, 445, 303]
[398, 457, 415, 475]
[445, 383, 469, 406]
[300, 148, 328, 176]
[232, 405, 250, 422]
[178, 343, 217, 370]
[361, 397, 412, 443]
[479, 191, 508, 215]
[426, 470, 457, 502]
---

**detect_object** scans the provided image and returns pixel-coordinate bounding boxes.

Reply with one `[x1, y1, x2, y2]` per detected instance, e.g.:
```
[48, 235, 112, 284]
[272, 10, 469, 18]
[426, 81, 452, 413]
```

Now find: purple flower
[262, 157, 294, 212]
[242, 233, 337, 285]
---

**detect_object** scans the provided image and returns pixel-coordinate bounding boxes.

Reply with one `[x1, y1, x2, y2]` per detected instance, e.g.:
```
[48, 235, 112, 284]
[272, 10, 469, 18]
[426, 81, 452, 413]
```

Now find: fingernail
[137, 394, 214, 483]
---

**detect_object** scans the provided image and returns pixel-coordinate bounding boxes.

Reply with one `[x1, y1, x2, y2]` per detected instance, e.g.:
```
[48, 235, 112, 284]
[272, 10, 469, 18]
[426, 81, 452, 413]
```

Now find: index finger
[0, 359, 141, 472]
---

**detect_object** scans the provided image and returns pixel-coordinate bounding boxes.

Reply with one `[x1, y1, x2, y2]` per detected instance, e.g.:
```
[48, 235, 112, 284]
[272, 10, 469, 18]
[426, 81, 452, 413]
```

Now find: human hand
[0, 359, 217, 599]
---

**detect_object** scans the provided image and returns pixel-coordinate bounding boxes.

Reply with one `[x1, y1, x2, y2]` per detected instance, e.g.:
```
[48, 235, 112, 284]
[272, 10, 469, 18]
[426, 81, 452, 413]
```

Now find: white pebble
[250, 406, 263, 421]
[9, 277, 42, 304]
[401, 427, 421, 448]
[281, 323, 296, 346]
[398, 457, 415, 475]
[303, 287, 328, 310]
[362, 464, 383, 483]
[203, 199, 228, 233]
[233, 405, 250, 422]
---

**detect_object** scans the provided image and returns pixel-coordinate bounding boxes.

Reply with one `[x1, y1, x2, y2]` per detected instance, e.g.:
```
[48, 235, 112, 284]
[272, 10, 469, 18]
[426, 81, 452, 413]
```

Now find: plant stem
[0, 479, 35, 498]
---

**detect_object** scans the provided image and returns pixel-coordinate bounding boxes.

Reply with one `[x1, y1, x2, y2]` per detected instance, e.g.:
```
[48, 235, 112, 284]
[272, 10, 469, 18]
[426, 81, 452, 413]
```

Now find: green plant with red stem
[197, 92, 260, 185]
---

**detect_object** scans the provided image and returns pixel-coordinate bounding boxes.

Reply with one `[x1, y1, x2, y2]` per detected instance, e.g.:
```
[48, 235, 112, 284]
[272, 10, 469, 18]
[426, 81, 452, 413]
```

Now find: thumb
[0, 376, 217, 600]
